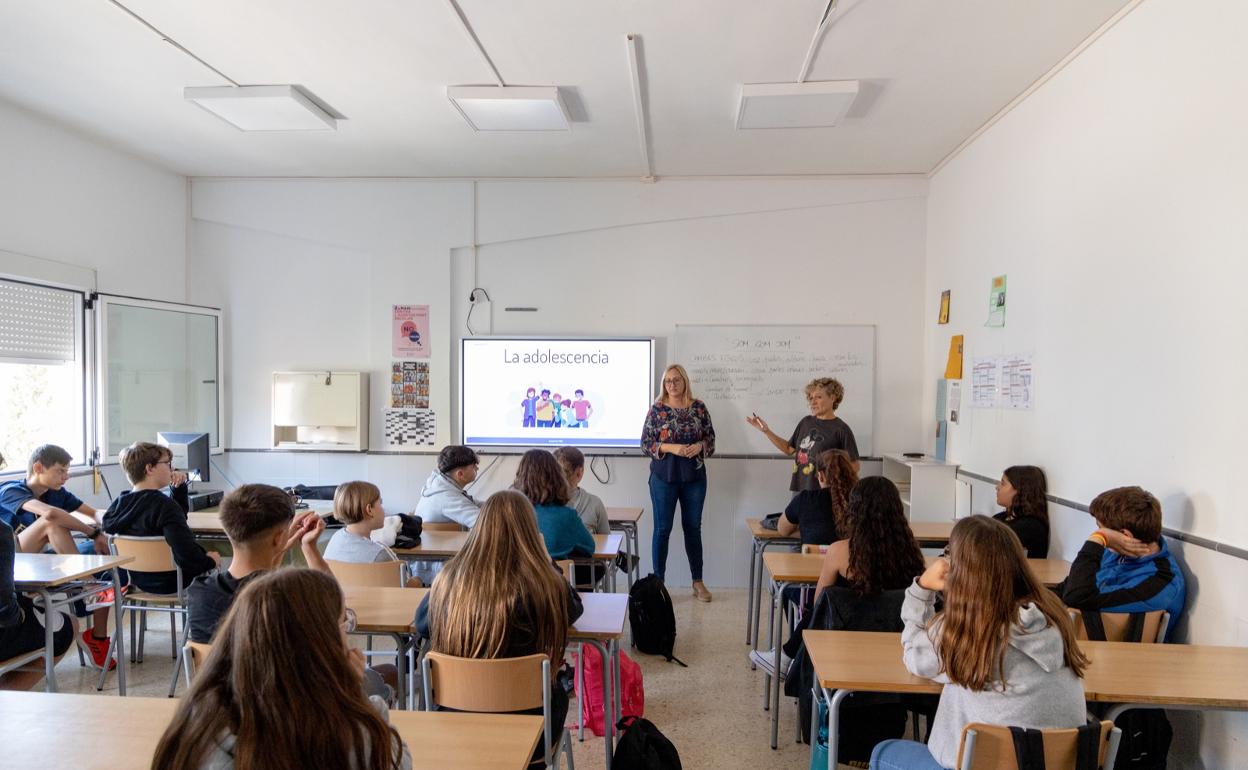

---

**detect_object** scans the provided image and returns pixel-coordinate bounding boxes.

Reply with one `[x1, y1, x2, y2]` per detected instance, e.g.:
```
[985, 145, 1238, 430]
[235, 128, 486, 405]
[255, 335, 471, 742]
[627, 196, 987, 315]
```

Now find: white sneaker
[749, 648, 793, 678]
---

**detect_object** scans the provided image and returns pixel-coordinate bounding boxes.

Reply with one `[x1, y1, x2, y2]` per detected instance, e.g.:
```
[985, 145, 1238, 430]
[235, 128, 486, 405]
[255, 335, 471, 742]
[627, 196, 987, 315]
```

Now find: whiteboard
[675, 325, 875, 456]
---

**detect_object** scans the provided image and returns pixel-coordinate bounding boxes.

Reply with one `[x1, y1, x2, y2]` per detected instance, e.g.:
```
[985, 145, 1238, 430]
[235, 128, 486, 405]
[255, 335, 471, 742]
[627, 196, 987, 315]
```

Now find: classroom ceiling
[0, 0, 1134, 178]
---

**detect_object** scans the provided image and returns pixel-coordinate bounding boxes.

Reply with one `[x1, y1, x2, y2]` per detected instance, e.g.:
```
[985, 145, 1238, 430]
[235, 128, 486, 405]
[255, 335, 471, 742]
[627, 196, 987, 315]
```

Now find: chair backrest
[957, 721, 1119, 770]
[801, 544, 828, 554]
[555, 559, 575, 585]
[326, 559, 405, 587]
[422, 651, 547, 712]
[184, 641, 213, 677]
[1068, 608, 1169, 644]
[422, 521, 466, 532]
[109, 535, 177, 573]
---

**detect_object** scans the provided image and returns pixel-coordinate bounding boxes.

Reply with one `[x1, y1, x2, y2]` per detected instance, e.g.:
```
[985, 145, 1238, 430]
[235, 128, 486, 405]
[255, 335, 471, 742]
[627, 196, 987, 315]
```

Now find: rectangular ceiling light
[735, 80, 860, 129]
[184, 85, 339, 131]
[448, 85, 570, 131]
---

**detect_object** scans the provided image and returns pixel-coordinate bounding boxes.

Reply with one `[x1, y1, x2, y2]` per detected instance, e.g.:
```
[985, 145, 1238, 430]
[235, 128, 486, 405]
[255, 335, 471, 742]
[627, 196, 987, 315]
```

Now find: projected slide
[461, 338, 654, 449]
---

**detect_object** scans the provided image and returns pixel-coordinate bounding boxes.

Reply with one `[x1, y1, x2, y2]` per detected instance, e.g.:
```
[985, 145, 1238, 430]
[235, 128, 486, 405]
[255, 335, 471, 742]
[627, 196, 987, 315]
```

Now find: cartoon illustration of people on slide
[571, 390, 592, 428]
[535, 389, 555, 427]
[520, 388, 538, 427]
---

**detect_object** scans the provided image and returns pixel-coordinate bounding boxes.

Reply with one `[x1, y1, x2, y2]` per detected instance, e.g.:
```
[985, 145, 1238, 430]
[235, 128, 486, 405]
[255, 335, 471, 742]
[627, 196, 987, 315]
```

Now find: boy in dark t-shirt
[746, 377, 860, 491]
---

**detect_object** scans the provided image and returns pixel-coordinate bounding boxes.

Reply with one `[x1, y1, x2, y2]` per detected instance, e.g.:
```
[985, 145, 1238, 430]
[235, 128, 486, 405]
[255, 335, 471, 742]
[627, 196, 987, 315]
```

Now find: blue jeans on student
[870, 739, 948, 770]
[649, 475, 707, 582]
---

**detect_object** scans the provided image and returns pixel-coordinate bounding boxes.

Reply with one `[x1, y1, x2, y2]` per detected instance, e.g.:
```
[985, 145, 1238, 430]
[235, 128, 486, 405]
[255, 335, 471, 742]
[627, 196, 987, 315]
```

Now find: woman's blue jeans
[870, 739, 947, 770]
[648, 475, 707, 581]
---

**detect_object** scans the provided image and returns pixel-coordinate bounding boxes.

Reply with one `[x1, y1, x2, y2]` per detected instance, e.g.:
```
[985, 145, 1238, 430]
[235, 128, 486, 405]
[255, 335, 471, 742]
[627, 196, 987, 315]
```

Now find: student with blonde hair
[871, 515, 1088, 770]
[324, 481, 398, 564]
[640, 363, 717, 601]
[746, 376, 860, 489]
[416, 490, 583, 767]
[152, 568, 412, 770]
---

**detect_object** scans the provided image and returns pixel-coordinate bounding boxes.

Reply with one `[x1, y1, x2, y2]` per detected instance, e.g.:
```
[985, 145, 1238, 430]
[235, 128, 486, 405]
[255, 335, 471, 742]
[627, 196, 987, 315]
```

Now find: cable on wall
[466, 287, 491, 336]
[589, 455, 612, 485]
[796, 0, 841, 83]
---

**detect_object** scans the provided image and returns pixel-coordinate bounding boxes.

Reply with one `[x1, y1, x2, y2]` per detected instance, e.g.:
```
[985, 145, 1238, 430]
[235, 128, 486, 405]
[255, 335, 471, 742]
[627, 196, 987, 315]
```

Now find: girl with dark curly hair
[777, 448, 857, 546]
[813, 476, 927, 600]
[994, 465, 1050, 558]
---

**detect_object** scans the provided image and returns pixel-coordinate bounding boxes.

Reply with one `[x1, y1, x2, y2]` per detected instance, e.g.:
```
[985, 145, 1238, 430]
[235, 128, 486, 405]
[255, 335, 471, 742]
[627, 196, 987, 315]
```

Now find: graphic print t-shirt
[787, 416, 859, 492]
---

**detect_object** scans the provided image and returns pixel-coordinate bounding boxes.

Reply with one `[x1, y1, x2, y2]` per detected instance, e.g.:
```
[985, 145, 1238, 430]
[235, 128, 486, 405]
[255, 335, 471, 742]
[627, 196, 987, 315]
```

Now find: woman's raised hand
[745, 413, 770, 433]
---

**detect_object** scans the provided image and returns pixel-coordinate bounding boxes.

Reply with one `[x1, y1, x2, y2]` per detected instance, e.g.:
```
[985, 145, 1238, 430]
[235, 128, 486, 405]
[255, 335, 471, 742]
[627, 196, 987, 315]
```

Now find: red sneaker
[79, 629, 117, 671]
[86, 585, 127, 612]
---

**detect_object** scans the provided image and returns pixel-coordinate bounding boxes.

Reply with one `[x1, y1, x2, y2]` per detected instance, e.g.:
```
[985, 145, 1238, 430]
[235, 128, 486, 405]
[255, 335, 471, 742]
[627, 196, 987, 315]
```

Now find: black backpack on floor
[612, 716, 682, 770]
[628, 574, 687, 667]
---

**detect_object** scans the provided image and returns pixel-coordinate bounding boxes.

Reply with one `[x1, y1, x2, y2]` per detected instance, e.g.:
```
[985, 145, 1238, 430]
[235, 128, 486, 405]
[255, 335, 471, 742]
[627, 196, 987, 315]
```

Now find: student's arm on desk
[900, 577, 948, 682]
[777, 497, 800, 538]
[20, 498, 97, 534]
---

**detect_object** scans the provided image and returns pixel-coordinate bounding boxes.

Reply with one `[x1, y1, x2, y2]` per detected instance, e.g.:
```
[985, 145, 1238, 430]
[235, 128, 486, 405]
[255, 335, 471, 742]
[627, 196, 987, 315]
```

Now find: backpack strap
[664, 653, 688, 668]
[1074, 720, 1102, 770]
[1008, 726, 1048, 770]
[1123, 612, 1146, 643]
[1080, 611, 1109, 642]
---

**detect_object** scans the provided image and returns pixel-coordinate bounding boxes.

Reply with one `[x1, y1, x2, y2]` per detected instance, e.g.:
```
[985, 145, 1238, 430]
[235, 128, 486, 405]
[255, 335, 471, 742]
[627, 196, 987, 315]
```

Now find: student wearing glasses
[640, 364, 717, 602]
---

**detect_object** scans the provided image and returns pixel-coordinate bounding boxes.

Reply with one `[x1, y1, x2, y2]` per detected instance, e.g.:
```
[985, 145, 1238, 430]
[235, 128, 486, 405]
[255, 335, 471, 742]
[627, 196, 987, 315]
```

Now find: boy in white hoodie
[413, 446, 480, 529]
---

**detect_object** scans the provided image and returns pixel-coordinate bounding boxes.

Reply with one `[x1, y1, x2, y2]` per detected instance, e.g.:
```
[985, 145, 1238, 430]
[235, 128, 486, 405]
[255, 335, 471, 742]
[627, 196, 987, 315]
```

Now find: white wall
[925, 0, 1248, 765]
[190, 175, 928, 588]
[0, 97, 187, 301]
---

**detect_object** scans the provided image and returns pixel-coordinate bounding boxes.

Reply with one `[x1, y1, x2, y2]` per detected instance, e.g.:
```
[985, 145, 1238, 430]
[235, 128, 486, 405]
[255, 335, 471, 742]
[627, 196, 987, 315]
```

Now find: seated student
[777, 448, 857, 546]
[153, 568, 412, 770]
[1057, 486, 1185, 640]
[324, 481, 399, 563]
[872, 516, 1088, 770]
[416, 490, 583, 768]
[187, 483, 328, 643]
[102, 442, 220, 594]
[552, 446, 609, 535]
[0, 517, 75, 690]
[0, 444, 112, 667]
[513, 450, 595, 561]
[755, 476, 926, 673]
[413, 446, 481, 529]
[994, 465, 1051, 558]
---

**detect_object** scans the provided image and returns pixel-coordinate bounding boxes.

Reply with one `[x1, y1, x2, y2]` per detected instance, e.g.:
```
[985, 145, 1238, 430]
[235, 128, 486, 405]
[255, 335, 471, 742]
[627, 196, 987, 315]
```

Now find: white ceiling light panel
[447, 85, 570, 131]
[184, 85, 339, 131]
[735, 80, 860, 129]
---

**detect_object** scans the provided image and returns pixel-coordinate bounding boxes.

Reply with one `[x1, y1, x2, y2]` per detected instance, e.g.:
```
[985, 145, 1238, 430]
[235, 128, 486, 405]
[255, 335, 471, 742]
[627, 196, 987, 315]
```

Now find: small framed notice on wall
[393, 305, 430, 358]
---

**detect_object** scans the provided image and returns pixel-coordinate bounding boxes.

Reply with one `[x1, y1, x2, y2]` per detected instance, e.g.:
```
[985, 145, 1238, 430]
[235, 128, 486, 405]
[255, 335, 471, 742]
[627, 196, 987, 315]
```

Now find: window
[97, 296, 223, 457]
[0, 278, 88, 467]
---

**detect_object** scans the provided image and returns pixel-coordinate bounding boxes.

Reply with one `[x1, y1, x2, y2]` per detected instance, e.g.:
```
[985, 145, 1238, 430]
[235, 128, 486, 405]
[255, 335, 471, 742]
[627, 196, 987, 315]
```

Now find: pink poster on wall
[392, 305, 430, 358]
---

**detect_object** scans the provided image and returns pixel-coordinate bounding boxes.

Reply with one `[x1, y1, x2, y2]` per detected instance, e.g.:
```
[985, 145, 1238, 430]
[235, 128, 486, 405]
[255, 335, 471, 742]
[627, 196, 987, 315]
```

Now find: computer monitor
[157, 432, 210, 484]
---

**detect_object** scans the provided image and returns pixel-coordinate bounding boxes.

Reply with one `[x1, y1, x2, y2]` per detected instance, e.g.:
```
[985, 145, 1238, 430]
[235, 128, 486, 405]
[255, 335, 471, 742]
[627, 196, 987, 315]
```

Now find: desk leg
[585, 640, 614, 770]
[612, 638, 622, 747]
[821, 687, 852, 770]
[36, 589, 57, 693]
[112, 568, 127, 696]
[746, 539, 758, 644]
[389, 632, 408, 710]
[577, 643, 585, 741]
[770, 580, 788, 749]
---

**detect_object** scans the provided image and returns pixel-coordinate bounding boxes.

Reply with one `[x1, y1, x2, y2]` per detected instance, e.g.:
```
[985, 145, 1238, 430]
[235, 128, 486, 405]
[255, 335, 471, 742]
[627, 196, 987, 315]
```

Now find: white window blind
[0, 279, 78, 363]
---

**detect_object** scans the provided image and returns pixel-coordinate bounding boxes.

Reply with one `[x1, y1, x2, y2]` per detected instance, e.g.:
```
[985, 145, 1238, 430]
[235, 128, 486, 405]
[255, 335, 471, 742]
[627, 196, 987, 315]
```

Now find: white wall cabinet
[882, 453, 958, 522]
[271, 371, 368, 451]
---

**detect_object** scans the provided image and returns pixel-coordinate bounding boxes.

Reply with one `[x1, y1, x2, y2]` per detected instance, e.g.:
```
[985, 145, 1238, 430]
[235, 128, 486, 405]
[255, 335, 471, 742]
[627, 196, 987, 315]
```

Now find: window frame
[0, 273, 92, 476]
[93, 293, 225, 457]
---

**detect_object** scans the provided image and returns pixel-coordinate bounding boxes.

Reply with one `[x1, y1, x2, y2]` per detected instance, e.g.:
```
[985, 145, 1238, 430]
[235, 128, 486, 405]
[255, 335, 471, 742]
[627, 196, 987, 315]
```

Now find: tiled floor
[47, 587, 816, 769]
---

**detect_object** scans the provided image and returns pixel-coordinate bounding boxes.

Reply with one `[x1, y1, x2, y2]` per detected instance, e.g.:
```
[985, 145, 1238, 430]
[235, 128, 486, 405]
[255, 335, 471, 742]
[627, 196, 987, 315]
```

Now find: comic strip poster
[391, 361, 430, 409]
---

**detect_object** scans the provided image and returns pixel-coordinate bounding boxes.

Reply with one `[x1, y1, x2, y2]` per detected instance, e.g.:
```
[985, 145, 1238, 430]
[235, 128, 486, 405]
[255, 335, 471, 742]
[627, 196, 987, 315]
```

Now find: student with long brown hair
[870, 516, 1088, 770]
[513, 449, 595, 561]
[416, 490, 583, 767]
[993, 465, 1050, 558]
[777, 448, 858, 546]
[152, 568, 411, 770]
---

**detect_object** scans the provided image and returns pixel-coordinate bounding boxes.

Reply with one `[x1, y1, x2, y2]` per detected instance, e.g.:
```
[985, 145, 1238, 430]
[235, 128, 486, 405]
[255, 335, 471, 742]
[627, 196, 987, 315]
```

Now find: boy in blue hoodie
[1057, 485, 1185, 641]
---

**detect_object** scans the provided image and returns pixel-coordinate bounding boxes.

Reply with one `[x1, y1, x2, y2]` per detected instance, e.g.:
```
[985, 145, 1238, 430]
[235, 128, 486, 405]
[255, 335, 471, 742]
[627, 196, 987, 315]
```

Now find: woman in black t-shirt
[777, 449, 857, 546]
[994, 465, 1050, 558]
[745, 377, 860, 492]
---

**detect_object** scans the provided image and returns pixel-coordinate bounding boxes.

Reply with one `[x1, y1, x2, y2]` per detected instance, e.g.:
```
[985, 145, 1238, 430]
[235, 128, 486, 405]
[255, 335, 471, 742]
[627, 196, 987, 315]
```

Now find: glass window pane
[0, 360, 86, 467]
[105, 303, 219, 456]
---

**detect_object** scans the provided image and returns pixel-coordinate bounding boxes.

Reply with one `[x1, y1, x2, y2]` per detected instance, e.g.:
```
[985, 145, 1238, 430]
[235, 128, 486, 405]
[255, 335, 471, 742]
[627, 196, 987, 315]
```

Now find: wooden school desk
[342, 585, 428, 710]
[0, 690, 543, 770]
[395, 532, 624, 592]
[804, 631, 1248, 770]
[186, 499, 334, 537]
[607, 506, 644, 589]
[570, 591, 630, 770]
[13, 552, 133, 694]
[758, 552, 1072, 748]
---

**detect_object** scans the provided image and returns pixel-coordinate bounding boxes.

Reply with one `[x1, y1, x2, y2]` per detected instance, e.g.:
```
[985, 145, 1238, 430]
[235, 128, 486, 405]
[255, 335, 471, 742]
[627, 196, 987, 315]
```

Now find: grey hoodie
[900, 579, 1087, 769]
[412, 469, 480, 529]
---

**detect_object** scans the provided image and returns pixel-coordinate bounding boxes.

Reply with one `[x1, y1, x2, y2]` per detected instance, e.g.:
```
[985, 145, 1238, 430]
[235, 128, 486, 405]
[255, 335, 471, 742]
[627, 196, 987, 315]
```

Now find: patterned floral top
[640, 399, 716, 483]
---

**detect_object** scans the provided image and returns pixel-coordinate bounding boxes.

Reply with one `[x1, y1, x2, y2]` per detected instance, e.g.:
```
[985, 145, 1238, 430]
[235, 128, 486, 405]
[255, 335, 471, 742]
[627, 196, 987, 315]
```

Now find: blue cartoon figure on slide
[520, 387, 538, 428]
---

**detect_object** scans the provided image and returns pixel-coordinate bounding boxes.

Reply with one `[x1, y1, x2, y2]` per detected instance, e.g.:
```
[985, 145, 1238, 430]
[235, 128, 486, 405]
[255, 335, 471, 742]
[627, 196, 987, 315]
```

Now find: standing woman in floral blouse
[641, 364, 717, 602]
